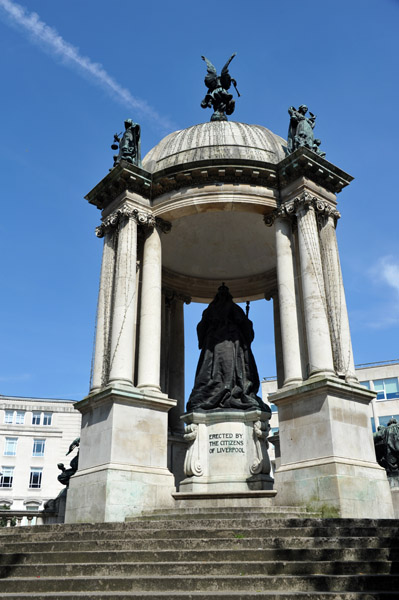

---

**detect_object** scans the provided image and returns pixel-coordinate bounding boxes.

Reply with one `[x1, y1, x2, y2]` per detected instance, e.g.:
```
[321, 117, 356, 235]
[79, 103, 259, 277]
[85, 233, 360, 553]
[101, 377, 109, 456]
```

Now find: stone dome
[142, 121, 287, 173]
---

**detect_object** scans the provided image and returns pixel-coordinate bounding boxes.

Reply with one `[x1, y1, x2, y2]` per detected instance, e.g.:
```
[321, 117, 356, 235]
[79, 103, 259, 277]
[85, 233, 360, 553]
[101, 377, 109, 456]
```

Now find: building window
[4, 438, 17, 456]
[374, 378, 399, 401]
[0, 467, 14, 488]
[15, 411, 25, 425]
[43, 412, 52, 426]
[360, 381, 370, 389]
[4, 410, 14, 424]
[32, 412, 41, 425]
[29, 468, 42, 489]
[25, 503, 41, 511]
[4, 410, 25, 425]
[32, 439, 45, 457]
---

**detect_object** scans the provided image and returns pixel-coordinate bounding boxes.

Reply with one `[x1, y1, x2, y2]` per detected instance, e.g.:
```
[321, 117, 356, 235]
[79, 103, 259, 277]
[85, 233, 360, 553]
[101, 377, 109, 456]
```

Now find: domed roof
[142, 121, 287, 173]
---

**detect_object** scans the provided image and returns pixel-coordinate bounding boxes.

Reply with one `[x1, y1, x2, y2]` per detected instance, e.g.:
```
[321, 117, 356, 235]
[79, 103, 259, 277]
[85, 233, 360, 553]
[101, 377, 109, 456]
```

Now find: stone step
[1, 517, 398, 536]
[1, 574, 399, 594]
[2, 546, 398, 565]
[1, 525, 398, 543]
[1, 593, 398, 599]
[2, 535, 399, 553]
[0, 560, 396, 578]
[136, 506, 321, 521]
[2, 519, 399, 537]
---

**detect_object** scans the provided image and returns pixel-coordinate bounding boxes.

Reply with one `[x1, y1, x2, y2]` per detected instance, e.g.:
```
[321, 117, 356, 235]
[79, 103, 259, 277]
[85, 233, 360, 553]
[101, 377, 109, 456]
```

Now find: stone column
[318, 207, 357, 383]
[137, 224, 163, 391]
[295, 194, 335, 378]
[168, 295, 187, 433]
[91, 224, 117, 392]
[273, 213, 302, 387]
[108, 210, 138, 387]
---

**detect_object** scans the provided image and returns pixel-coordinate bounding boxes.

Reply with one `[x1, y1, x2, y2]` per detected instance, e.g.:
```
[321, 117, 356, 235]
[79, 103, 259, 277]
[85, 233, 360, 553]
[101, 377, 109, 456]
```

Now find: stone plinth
[65, 385, 176, 523]
[388, 474, 399, 518]
[272, 376, 394, 518]
[178, 409, 274, 494]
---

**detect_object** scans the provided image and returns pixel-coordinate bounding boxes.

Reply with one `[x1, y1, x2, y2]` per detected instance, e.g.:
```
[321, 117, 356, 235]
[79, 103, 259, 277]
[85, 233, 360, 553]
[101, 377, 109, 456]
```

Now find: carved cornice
[86, 147, 353, 214]
[278, 147, 353, 194]
[95, 208, 171, 238]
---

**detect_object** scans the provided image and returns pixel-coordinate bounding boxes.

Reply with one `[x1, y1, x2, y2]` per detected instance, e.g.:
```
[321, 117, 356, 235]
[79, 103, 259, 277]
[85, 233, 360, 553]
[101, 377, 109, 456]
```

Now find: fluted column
[91, 225, 117, 391]
[318, 208, 357, 383]
[137, 225, 163, 391]
[295, 194, 335, 378]
[273, 213, 303, 386]
[108, 211, 138, 386]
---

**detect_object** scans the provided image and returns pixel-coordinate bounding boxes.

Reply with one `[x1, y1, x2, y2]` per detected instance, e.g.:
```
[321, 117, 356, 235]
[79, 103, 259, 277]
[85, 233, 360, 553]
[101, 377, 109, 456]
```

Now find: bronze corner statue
[287, 105, 326, 157]
[111, 119, 141, 167]
[201, 53, 240, 122]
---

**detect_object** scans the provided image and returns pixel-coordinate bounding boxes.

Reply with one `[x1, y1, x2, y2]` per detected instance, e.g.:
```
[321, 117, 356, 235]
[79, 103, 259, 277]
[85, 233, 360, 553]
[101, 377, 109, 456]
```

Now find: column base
[65, 464, 175, 523]
[271, 376, 394, 518]
[65, 385, 176, 523]
[179, 409, 274, 494]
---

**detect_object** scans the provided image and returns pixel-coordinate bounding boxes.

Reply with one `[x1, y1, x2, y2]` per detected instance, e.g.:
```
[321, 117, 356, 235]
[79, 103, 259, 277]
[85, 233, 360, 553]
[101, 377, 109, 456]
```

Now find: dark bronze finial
[287, 105, 326, 157]
[200, 53, 239, 122]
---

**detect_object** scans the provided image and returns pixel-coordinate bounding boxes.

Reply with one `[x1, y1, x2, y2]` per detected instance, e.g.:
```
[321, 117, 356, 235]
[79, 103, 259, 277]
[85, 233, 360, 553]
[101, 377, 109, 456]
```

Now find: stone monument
[65, 87, 393, 521]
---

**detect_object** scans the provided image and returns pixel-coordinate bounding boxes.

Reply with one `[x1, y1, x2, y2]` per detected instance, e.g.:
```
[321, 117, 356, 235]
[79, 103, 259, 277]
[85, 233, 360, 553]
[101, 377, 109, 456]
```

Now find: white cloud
[377, 256, 399, 297]
[0, 0, 174, 132]
[360, 255, 399, 329]
[0, 373, 31, 383]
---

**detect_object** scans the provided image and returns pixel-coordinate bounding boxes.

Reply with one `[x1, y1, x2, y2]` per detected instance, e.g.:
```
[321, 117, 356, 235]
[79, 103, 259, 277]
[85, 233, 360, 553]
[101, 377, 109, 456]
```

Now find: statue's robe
[187, 295, 268, 412]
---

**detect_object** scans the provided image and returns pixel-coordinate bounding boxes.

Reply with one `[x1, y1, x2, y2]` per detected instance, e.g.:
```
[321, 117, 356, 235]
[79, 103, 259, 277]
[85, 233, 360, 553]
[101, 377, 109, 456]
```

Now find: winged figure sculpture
[201, 53, 240, 122]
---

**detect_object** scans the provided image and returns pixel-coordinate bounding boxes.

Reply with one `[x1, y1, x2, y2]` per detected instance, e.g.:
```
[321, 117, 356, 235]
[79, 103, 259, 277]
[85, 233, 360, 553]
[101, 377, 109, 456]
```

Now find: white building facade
[0, 396, 81, 516]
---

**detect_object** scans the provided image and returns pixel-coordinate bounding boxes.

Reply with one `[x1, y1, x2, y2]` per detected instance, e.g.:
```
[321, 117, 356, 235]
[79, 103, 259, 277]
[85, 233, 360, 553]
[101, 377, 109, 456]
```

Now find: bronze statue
[57, 437, 80, 488]
[112, 119, 141, 167]
[201, 54, 240, 122]
[374, 418, 399, 474]
[287, 105, 325, 157]
[186, 284, 269, 412]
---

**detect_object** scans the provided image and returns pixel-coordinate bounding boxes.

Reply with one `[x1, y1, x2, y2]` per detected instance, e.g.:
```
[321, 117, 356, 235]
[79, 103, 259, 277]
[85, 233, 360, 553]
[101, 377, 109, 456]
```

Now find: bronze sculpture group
[374, 418, 399, 476]
[200, 53, 240, 122]
[287, 105, 325, 157]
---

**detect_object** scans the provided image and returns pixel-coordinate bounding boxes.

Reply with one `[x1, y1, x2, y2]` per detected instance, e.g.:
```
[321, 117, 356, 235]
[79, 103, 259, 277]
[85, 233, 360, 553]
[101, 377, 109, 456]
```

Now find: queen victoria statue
[186, 284, 269, 412]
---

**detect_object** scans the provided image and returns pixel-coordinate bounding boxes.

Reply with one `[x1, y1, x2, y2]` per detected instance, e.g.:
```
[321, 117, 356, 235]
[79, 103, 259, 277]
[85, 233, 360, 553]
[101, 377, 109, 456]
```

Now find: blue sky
[0, 0, 398, 400]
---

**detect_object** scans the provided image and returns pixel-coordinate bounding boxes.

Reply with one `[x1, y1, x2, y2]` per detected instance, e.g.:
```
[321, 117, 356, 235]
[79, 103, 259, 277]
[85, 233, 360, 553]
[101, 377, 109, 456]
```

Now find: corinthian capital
[264, 202, 295, 227]
[95, 208, 172, 237]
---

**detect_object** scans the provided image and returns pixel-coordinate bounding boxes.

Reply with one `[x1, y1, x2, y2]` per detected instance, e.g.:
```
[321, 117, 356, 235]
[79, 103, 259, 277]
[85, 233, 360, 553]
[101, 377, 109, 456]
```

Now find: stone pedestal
[388, 474, 399, 518]
[272, 376, 394, 518]
[178, 409, 274, 494]
[65, 385, 176, 523]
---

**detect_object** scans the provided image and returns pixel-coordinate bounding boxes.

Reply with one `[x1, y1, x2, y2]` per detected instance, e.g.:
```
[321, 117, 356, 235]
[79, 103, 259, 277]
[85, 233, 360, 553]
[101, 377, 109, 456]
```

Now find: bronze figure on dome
[200, 53, 240, 122]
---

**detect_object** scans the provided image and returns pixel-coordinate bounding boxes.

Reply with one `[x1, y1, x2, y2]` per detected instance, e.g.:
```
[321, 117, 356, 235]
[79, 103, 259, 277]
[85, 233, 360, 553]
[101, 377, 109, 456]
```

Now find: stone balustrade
[0, 509, 44, 527]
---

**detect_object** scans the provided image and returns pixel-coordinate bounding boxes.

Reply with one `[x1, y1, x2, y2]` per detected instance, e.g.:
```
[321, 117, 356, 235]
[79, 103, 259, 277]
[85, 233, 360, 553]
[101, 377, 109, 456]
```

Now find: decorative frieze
[96, 208, 171, 238]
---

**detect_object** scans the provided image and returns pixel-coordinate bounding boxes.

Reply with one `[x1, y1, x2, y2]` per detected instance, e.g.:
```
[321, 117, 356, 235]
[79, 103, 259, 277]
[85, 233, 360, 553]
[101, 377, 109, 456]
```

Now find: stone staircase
[1, 507, 399, 598]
